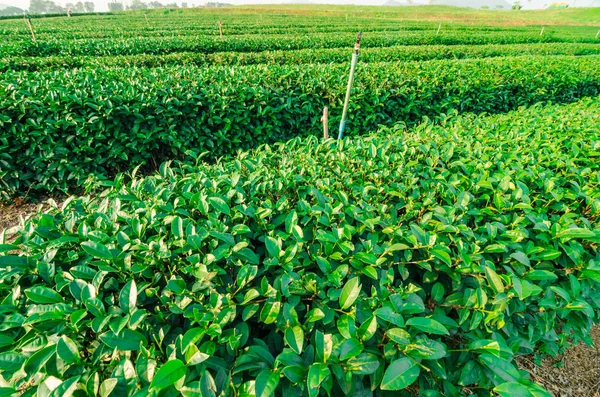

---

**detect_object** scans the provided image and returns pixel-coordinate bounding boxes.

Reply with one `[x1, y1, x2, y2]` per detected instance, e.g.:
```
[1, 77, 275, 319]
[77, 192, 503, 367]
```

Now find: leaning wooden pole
[596, 28, 600, 39]
[25, 15, 36, 42]
[338, 32, 362, 140]
[218, 21, 223, 38]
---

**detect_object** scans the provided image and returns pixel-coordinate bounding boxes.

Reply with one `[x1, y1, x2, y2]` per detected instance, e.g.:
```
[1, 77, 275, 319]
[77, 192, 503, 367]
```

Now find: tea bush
[2, 43, 598, 72]
[2, 56, 600, 198]
[0, 31, 592, 57]
[2, 98, 599, 396]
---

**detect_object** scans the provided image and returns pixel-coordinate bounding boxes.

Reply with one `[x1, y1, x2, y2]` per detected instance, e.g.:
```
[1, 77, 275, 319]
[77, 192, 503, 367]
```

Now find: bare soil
[1, 200, 600, 395]
[0, 197, 64, 241]
[517, 327, 600, 397]
[0, 200, 42, 234]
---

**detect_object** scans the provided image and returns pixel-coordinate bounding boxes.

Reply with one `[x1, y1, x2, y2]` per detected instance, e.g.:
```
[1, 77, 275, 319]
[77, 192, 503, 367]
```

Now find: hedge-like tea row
[2, 55, 600, 198]
[1, 98, 599, 396]
[1, 31, 594, 57]
[2, 42, 598, 72]
[2, 22, 591, 41]
[0, 12, 592, 40]
[0, 20, 448, 40]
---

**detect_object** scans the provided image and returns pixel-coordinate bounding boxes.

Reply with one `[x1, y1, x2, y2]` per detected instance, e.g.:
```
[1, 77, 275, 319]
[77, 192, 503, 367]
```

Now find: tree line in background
[0, 0, 230, 16]
[108, 1, 230, 10]
[108, 0, 177, 11]
[0, 0, 94, 15]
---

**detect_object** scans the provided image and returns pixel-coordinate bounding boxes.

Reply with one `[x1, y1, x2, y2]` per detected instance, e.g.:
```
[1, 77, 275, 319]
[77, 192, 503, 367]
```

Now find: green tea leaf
[81, 241, 112, 260]
[339, 338, 363, 360]
[405, 317, 449, 335]
[255, 369, 280, 397]
[24, 286, 63, 304]
[340, 277, 361, 310]
[208, 197, 231, 216]
[100, 329, 147, 351]
[380, 357, 420, 390]
[48, 375, 81, 397]
[57, 335, 80, 364]
[285, 326, 304, 355]
[0, 352, 26, 372]
[150, 359, 186, 392]
[119, 279, 137, 313]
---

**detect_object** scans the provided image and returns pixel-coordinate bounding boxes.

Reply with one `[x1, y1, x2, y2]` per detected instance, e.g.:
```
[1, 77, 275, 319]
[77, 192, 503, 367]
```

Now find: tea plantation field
[1, 5, 600, 397]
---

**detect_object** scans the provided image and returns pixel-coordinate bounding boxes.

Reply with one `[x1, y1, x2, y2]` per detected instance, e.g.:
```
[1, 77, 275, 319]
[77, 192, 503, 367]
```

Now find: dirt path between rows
[516, 325, 600, 396]
[1, 200, 599, 395]
[0, 198, 63, 240]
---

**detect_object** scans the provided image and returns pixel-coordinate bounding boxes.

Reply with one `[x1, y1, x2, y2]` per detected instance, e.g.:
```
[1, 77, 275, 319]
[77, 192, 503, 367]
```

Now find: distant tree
[128, 0, 149, 9]
[481, 5, 489, 9]
[148, 1, 162, 7]
[108, 1, 124, 10]
[496, 4, 504, 8]
[29, 0, 46, 13]
[0, 5, 24, 15]
[83, 1, 94, 11]
[181, 2, 188, 7]
[29, 0, 66, 14]
[66, 1, 85, 12]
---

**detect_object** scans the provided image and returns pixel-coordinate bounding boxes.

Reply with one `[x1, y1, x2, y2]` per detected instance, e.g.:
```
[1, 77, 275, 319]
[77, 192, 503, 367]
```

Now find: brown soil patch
[0, 198, 64, 240]
[0, 201, 41, 233]
[517, 325, 600, 397]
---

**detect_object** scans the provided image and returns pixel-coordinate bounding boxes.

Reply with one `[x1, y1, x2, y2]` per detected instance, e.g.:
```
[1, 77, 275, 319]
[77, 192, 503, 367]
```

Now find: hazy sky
[4, 0, 598, 12]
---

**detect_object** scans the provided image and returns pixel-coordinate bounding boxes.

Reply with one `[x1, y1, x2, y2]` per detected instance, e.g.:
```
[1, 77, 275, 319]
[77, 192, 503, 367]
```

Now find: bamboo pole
[436, 22, 442, 35]
[540, 26, 545, 36]
[218, 21, 223, 38]
[145, 14, 150, 28]
[338, 32, 362, 140]
[25, 16, 36, 42]
[321, 107, 329, 139]
[596, 28, 599, 39]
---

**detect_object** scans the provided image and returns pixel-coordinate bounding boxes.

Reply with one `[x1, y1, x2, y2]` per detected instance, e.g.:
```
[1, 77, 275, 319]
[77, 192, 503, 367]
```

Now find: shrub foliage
[2, 100, 600, 396]
[2, 56, 600, 197]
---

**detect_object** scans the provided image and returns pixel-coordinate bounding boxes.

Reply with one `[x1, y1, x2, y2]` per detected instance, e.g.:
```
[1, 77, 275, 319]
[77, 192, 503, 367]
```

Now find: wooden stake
[218, 21, 223, 38]
[321, 107, 329, 139]
[436, 22, 442, 35]
[540, 26, 545, 36]
[596, 28, 600, 39]
[25, 16, 36, 42]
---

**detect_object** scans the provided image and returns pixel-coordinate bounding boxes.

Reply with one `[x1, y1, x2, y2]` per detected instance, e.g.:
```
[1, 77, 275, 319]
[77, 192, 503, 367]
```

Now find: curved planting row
[1, 98, 599, 396]
[2, 42, 598, 72]
[0, 57, 600, 195]
[0, 22, 449, 40]
[1, 55, 600, 197]
[1, 21, 591, 41]
[1, 30, 596, 57]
